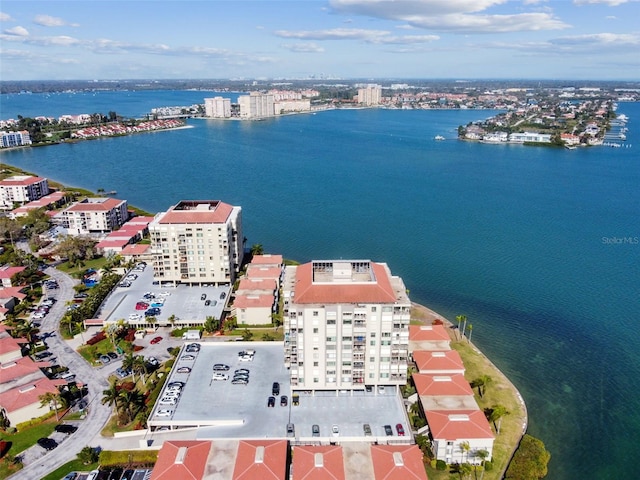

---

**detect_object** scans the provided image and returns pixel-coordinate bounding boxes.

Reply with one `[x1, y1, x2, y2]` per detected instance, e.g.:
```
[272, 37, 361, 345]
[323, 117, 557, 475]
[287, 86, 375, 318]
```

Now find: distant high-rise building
[204, 97, 231, 118]
[149, 200, 243, 286]
[238, 92, 275, 119]
[282, 259, 410, 392]
[357, 84, 382, 106]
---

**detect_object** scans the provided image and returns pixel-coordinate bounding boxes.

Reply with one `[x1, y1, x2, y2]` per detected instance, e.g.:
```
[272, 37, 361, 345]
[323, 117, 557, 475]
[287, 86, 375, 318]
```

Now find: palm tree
[132, 355, 147, 384]
[250, 244, 264, 256]
[460, 441, 471, 464]
[475, 449, 490, 480]
[461, 316, 469, 341]
[145, 315, 156, 329]
[478, 375, 492, 398]
[467, 323, 473, 342]
[39, 391, 62, 421]
[456, 315, 466, 341]
[122, 352, 136, 381]
[486, 404, 510, 434]
[101, 381, 122, 416]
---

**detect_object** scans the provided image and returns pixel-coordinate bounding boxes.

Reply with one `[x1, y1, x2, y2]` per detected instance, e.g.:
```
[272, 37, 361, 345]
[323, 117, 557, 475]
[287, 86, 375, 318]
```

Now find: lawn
[0, 419, 57, 457]
[56, 257, 108, 278]
[78, 338, 120, 366]
[40, 459, 99, 480]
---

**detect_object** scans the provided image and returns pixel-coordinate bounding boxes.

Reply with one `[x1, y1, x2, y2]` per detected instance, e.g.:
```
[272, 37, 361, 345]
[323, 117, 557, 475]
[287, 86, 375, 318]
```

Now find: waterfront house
[55, 197, 129, 236]
[0, 175, 49, 209]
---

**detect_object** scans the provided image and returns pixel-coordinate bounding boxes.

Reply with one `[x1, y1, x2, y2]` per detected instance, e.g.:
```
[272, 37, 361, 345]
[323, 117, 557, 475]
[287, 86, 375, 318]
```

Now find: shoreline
[411, 301, 527, 477]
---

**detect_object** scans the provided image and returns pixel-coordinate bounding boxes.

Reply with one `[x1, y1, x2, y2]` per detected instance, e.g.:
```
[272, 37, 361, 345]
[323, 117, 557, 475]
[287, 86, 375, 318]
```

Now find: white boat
[434, 135, 445, 141]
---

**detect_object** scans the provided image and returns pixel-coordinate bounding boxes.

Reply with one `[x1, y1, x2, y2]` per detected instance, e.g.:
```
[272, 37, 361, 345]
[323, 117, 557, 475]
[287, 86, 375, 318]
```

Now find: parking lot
[100, 264, 230, 327]
[147, 342, 411, 444]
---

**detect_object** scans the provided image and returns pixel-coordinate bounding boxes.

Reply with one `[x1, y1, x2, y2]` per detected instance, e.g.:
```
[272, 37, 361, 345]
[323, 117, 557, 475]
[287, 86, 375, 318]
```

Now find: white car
[238, 355, 253, 362]
[159, 397, 177, 405]
[129, 313, 142, 321]
[332, 424, 340, 437]
[212, 373, 229, 381]
[164, 390, 180, 398]
[155, 409, 173, 417]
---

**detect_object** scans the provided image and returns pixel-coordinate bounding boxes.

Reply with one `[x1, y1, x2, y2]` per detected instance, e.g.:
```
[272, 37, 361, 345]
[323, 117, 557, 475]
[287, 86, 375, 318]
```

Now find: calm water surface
[1, 92, 639, 479]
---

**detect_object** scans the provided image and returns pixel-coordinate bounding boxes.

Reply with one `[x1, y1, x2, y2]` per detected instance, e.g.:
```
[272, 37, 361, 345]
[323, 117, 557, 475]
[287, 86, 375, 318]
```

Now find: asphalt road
[8, 266, 113, 480]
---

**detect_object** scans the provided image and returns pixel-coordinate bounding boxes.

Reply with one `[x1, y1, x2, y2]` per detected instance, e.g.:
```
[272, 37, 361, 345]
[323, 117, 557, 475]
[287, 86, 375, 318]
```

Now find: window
[313, 328, 318, 333]
[370, 340, 376, 346]
[313, 362, 318, 366]
[313, 311, 318, 316]
[371, 306, 377, 312]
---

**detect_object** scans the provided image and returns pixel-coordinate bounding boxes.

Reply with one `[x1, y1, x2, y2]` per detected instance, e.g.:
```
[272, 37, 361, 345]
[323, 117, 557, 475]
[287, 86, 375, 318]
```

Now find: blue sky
[1, 0, 638, 81]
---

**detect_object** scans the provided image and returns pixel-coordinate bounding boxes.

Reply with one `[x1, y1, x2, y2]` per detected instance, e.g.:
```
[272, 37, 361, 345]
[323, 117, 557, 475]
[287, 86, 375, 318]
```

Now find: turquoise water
[1, 92, 639, 479]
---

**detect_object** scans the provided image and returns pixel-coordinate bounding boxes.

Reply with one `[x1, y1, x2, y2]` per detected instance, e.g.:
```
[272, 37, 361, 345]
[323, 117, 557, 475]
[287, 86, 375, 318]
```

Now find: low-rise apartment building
[55, 197, 129, 235]
[0, 175, 49, 209]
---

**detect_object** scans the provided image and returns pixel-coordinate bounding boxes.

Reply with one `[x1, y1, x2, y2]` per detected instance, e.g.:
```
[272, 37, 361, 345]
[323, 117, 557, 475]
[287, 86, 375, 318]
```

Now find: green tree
[467, 323, 473, 342]
[460, 441, 471, 464]
[505, 434, 551, 480]
[203, 316, 219, 333]
[261, 332, 275, 341]
[39, 391, 62, 421]
[101, 381, 122, 416]
[485, 404, 510, 434]
[456, 315, 466, 341]
[77, 446, 99, 465]
[241, 328, 254, 341]
[250, 244, 264, 256]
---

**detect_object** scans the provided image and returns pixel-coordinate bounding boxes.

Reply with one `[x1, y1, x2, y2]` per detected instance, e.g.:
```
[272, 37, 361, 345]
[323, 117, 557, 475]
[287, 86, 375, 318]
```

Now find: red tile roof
[96, 239, 130, 249]
[413, 373, 473, 397]
[370, 445, 429, 480]
[425, 410, 495, 440]
[293, 262, 396, 304]
[234, 293, 275, 309]
[0, 376, 60, 413]
[0, 176, 46, 186]
[67, 198, 125, 212]
[251, 254, 283, 265]
[0, 356, 49, 384]
[150, 440, 212, 480]
[413, 350, 464, 374]
[0, 286, 27, 300]
[246, 265, 282, 280]
[121, 244, 150, 255]
[125, 216, 154, 224]
[232, 440, 288, 480]
[409, 325, 450, 342]
[293, 445, 345, 480]
[0, 266, 26, 279]
[158, 201, 233, 225]
[0, 335, 24, 361]
[237, 278, 277, 292]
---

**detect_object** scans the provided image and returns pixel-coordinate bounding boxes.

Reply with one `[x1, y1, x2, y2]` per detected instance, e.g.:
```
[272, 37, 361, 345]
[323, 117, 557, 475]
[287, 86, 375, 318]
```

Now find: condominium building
[148, 200, 243, 286]
[238, 92, 275, 119]
[0, 175, 49, 209]
[282, 260, 411, 392]
[0, 130, 32, 148]
[56, 197, 129, 235]
[357, 85, 382, 106]
[204, 96, 232, 118]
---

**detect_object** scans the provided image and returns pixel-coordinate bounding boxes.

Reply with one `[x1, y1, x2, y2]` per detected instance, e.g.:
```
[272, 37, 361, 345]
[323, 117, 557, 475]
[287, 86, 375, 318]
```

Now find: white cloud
[281, 43, 326, 53]
[552, 32, 640, 46]
[275, 28, 391, 42]
[328, 0, 569, 33]
[0, 12, 14, 22]
[573, 0, 631, 5]
[4, 26, 29, 36]
[34, 15, 66, 27]
[605, 15, 618, 19]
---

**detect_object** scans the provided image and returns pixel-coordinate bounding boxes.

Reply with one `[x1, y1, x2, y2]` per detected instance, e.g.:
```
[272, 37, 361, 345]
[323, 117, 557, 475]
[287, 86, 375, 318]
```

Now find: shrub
[432, 318, 444, 325]
[133, 345, 144, 352]
[484, 461, 493, 471]
[436, 459, 447, 470]
[86, 332, 106, 345]
[99, 449, 158, 467]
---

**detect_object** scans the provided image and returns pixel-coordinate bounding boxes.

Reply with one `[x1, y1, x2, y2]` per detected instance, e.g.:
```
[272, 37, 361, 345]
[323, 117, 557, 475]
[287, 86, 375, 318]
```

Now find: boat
[565, 145, 577, 150]
[434, 135, 445, 141]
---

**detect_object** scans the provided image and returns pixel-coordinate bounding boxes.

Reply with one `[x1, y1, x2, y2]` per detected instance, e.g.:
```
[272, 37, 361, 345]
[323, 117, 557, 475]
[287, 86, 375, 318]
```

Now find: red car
[396, 423, 405, 436]
[150, 336, 162, 344]
[135, 302, 149, 310]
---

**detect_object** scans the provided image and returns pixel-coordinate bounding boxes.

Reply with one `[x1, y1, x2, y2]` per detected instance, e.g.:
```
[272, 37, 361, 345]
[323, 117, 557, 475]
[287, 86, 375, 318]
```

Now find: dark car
[108, 467, 123, 480]
[121, 470, 135, 480]
[73, 292, 89, 299]
[107, 351, 118, 359]
[201, 293, 207, 300]
[280, 395, 288, 407]
[272, 382, 280, 396]
[55, 424, 78, 434]
[396, 423, 405, 436]
[363, 424, 372, 436]
[37, 437, 58, 450]
[145, 307, 161, 316]
[213, 364, 230, 371]
[267, 396, 276, 407]
[384, 424, 393, 436]
[205, 299, 211, 306]
[62, 473, 78, 480]
[220, 291, 226, 299]
[312, 424, 320, 437]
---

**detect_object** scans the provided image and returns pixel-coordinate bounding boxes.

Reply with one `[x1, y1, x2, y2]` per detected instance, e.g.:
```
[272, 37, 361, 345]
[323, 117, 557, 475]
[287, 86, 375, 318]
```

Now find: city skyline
[1, 0, 639, 81]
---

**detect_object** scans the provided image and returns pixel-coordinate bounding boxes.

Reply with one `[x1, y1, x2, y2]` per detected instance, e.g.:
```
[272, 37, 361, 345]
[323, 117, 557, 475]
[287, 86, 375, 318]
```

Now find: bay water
[1, 91, 639, 479]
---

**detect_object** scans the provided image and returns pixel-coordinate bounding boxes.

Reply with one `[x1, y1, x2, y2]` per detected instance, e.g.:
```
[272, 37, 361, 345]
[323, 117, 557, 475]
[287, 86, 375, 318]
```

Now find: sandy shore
[410, 302, 528, 475]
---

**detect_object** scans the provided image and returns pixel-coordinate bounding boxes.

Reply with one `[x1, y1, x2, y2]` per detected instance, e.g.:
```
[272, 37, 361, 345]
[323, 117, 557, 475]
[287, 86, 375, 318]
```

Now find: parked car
[272, 382, 280, 396]
[167, 381, 184, 388]
[234, 369, 250, 375]
[147, 356, 159, 366]
[332, 424, 340, 437]
[267, 396, 276, 407]
[145, 307, 161, 316]
[73, 293, 88, 299]
[99, 355, 111, 364]
[286, 423, 295, 437]
[62, 473, 78, 480]
[205, 299, 211, 306]
[176, 367, 191, 374]
[155, 409, 173, 417]
[150, 336, 163, 344]
[129, 313, 142, 321]
[107, 352, 118, 359]
[231, 378, 248, 385]
[135, 302, 149, 310]
[186, 343, 201, 352]
[220, 292, 226, 299]
[233, 372, 249, 380]
[54, 424, 78, 435]
[363, 423, 372, 436]
[212, 373, 229, 381]
[180, 354, 195, 361]
[280, 395, 288, 407]
[37, 437, 58, 450]
[200, 293, 207, 300]
[159, 397, 177, 405]
[115, 367, 131, 379]
[384, 424, 393, 436]
[396, 423, 405, 436]
[212, 364, 230, 371]
[312, 424, 320, 437]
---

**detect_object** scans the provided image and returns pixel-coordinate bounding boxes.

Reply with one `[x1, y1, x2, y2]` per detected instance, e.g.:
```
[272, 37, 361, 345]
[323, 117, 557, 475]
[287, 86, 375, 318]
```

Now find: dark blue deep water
[2, 92, 639, 479]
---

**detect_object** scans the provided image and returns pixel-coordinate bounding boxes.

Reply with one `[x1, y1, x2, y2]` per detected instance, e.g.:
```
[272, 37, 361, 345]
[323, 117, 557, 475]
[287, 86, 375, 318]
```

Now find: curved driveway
[8, 267, 113, 480]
